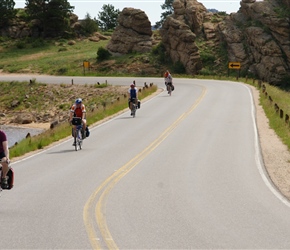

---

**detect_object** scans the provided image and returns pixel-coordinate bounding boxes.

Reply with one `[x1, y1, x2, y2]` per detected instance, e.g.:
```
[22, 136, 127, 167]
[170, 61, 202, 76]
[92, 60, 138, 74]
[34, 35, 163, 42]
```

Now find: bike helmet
[75, 98, 82, 104]
[130, 84, 135, 88]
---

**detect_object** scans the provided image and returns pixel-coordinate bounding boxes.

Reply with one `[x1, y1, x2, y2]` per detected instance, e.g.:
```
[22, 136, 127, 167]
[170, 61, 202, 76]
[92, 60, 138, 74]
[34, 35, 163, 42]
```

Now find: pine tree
[97, 4, 120, 31]
[25, 0, 74, 37]
[155, 0, 174, 29]
[0, 0, 16, 28]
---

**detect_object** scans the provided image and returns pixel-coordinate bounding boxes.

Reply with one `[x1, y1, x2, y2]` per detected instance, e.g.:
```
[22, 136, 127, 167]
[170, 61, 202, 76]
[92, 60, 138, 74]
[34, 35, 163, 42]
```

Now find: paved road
[1, 76, 290, 249]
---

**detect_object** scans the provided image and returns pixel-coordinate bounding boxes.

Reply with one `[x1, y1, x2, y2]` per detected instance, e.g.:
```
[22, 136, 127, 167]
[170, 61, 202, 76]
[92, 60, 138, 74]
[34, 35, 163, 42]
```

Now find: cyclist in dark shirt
[0, 130, 10, 189]
[128, 83, 138, 115]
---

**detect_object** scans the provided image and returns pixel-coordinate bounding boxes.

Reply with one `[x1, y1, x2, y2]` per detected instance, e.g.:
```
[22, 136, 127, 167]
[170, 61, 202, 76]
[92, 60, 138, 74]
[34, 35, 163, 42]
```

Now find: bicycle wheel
[167, 84, 171, 95]
[77, 129, 82, 150]
[74, 129, 78, 151]
[132, 104, 136, 118]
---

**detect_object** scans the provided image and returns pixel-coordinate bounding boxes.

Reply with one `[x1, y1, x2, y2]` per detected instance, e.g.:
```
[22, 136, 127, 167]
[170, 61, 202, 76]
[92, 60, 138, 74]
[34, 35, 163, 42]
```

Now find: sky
[14, 0, 242, 24]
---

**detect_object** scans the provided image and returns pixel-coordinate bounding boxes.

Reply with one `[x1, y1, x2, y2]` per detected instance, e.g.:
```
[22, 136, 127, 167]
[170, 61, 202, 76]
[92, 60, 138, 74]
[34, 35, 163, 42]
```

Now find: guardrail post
[280, 109, 284, 118]
[275, 103, 279, 113]
[285, 114, 289, 124]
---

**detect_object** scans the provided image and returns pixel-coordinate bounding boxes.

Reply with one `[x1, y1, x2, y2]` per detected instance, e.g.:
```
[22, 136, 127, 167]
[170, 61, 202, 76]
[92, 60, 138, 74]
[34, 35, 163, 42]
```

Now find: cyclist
[164, 70, 173, 93]
[69, 98, 87, 145]
[128, 83, 138, 115]
[0, 129, 10, 189]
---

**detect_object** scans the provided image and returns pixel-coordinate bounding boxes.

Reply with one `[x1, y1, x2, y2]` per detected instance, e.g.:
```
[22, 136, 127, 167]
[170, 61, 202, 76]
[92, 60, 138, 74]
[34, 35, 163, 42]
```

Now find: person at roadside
[0, 130, 10, 189]
[69, 98, 87, 145]
[128, 83, 138, 115]
[164, 70, 173, 93]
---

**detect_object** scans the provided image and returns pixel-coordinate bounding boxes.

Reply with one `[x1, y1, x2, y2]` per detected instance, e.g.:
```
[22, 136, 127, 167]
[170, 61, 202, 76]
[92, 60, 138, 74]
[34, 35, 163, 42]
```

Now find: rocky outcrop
[107, 8, 152, 54]
[160, 17, 202, 74]
[160, 0, 206, 75]
[160, 0, 289, 83]
[217, 0, 290, 84]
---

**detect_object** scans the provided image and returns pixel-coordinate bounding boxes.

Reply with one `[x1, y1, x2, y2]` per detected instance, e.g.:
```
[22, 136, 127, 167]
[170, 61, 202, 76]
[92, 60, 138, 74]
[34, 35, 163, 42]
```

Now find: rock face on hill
[218, 0, 290, 84]
[107, 8, 153, 54]
[160, 0, 206, 75]
[158, 0, 290, 83]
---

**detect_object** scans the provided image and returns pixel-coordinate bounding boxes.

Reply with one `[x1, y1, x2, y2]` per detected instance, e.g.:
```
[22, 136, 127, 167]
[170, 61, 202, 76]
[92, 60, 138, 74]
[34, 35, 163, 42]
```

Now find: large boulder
[173, 0, 207, 34]
[159, 0, 206, 75]
[107, 8, 152, 54]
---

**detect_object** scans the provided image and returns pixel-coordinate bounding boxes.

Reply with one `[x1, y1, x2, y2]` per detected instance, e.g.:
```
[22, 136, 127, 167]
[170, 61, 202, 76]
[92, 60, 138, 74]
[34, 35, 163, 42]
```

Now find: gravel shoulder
[251, 85, 290, 200]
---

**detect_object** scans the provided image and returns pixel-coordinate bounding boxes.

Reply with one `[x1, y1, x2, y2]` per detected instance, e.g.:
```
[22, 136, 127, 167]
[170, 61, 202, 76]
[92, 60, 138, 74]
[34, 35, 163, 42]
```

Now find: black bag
[86, 126, 90, 137]
[0, 166, 14, 190]
[138, 100, 141, 109]
[172, 85, 175, 91]
[71, 117, 82, 125]
[7, 168, 14, 189]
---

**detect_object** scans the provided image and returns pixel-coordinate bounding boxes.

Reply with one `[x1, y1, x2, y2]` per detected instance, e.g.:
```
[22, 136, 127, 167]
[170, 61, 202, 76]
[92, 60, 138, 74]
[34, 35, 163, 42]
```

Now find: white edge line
[244, 84, 290, 208]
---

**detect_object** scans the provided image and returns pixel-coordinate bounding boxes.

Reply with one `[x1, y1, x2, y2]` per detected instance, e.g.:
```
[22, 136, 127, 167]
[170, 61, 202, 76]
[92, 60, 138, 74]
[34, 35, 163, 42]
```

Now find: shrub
[81, 14, 99, 35]
[151, 42, 167, 63]
[200, 51, 216, 64]
[97, 47, 112, 62]
[172, 61, 186, 74]
[16, 41, 26, 49]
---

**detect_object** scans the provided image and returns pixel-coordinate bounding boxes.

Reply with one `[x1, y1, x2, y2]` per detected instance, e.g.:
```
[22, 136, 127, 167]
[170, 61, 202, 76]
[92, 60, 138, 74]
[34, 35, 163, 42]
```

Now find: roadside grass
[0, 39, 108, 75]
[259, 83, 290, 150]
[9, 84, 157, 158]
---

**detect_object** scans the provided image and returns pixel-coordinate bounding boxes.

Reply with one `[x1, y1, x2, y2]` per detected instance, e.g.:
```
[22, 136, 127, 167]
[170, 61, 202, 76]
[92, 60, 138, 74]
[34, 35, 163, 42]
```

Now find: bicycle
[130, 98, 137, 118]
[166, 82, 173, 96]
[71, 117, 83, 151]
[0, 160, 14, 193]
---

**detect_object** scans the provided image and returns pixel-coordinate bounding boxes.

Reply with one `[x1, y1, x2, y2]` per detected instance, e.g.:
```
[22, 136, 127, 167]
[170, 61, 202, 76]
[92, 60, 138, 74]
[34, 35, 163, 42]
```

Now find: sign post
[228, 61, 241, 79]
[83, 61, 90, 75]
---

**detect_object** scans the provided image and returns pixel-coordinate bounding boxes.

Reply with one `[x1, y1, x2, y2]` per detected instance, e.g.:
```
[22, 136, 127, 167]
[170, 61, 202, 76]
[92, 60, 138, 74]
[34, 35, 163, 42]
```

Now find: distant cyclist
[69, 98, 87, 144]
[164, 70, 173, 93]
[0, 129, 10, 189]
[128, 83, 138, 116]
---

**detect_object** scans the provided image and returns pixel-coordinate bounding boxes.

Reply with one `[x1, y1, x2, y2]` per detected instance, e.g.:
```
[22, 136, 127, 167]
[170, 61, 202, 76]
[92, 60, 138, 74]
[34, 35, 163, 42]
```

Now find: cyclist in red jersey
[69, 98, 87, 144]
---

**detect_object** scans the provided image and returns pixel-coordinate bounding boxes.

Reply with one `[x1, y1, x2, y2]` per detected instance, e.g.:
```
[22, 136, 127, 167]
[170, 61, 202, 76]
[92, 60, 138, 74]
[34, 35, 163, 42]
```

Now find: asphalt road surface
[1, 76, 290, 249]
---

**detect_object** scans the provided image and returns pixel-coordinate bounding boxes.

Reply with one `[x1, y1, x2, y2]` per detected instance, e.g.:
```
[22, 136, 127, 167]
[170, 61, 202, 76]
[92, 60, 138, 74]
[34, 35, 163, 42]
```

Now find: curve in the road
[83, 84, 207, 249]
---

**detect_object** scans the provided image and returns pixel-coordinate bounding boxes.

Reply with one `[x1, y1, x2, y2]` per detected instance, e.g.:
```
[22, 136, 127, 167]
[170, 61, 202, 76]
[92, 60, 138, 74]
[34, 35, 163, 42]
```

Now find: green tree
[155, 0, 174, 29]
[97, 4, 120, 31]
[0, 0, 16, 28]
[25, 0, 74, 37]
[81, 13, 98, 35]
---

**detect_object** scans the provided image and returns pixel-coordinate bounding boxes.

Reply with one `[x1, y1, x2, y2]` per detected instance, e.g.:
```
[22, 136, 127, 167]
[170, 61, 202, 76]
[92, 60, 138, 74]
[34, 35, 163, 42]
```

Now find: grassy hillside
[0, 38, 109, 75]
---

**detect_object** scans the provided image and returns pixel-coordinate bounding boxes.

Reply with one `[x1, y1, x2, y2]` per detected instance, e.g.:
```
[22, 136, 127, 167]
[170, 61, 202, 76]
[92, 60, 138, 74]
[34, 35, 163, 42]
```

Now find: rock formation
[159, 0, 207, 75]
[107, 8, 153, 54]
[217, 0, 290, 84]
[160, 0, 290, 83]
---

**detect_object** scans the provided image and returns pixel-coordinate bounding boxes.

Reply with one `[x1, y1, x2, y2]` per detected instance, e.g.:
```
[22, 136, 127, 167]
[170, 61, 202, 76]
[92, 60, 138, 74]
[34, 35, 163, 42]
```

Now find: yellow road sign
[83, 61, 90, 68]
[228, 62, 241, 69]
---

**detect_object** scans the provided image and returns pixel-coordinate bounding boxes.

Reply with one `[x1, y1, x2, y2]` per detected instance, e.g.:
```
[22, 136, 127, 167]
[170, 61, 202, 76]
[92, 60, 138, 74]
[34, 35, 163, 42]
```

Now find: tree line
[0, 0, 174, 37]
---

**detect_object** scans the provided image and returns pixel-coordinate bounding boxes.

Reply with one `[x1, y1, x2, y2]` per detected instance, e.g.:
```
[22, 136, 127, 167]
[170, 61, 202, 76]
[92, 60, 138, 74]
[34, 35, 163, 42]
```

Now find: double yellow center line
[83, 85, 207, 250]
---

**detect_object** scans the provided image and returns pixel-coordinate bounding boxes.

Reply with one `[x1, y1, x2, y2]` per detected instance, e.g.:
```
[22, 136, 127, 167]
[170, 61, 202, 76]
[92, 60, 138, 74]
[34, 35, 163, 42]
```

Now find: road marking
[246, 85, 290, 208]
[83, 85, 207, 250]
